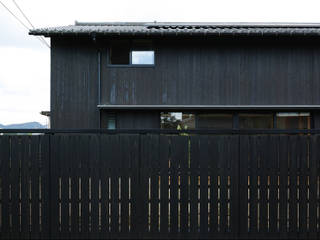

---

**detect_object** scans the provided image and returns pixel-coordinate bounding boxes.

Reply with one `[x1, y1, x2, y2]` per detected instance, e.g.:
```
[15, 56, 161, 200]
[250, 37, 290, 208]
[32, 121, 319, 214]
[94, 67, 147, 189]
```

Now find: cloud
[1, 0, 320, 126]
[0, 47, 49, 125]
[0, 8, 48, 49]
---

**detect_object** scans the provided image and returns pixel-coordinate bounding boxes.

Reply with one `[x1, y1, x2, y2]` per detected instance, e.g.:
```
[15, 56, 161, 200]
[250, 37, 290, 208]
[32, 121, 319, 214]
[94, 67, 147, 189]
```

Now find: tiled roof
[29, 22, 320, 37]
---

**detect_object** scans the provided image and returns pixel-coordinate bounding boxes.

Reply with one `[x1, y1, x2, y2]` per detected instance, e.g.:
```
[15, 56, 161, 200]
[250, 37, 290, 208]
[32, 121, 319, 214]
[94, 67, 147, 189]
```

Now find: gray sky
[1, 0, 320, 125]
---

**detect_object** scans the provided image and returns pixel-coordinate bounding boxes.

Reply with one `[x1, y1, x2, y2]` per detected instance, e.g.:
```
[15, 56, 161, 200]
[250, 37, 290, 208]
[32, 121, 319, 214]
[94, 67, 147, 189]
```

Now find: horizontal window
[157, 111, 312, 130]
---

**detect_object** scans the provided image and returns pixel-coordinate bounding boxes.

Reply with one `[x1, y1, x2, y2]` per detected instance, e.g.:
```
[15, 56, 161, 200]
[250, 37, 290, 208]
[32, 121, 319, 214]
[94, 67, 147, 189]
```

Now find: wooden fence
[0, 133, 319, 239]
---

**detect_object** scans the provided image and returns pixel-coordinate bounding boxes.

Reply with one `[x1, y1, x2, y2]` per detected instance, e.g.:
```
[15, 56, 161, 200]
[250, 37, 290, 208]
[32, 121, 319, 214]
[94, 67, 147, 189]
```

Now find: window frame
[158, 111, 313, 130]
[107, 40, 155, 68]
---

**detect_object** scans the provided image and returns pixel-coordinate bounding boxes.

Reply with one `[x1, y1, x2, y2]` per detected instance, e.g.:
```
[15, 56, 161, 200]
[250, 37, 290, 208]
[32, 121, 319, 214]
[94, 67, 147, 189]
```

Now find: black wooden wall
[1, 133, 320, 239]
[51, 37, 320, 128]
[51, 38, 100, 128]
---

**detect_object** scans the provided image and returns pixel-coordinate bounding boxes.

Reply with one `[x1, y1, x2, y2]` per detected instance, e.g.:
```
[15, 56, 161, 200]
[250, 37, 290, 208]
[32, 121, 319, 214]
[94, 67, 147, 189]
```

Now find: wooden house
[30, 22, 320, 129]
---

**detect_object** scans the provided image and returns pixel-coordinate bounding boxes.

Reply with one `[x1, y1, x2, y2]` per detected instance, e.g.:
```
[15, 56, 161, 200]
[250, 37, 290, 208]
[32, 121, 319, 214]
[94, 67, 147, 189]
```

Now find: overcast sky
[1, 0, 320, 125]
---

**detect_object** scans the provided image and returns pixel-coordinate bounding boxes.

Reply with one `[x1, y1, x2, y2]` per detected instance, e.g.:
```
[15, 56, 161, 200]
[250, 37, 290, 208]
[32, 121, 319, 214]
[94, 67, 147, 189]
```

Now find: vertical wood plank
[309, 135, 318, 239]
[0, 136, 10, 239]
[20, 136, 30, 239]
[199, 136, 209, 236]
[89, 134, 100, 239]
[10, 136, 21, 239]
[159, 135, 169, 238]
[289, 135, 298, 239]
[99, 135, 110, 239]
[189, 136, 200, 238]
[299, 136, 308, 239]
[169, 136, 178, 237]
[30, 136, 40, 239]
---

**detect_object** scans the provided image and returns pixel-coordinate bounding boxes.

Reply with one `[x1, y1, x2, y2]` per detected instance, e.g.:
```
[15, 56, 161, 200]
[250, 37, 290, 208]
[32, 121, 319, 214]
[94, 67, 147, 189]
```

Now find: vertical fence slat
[99, 135, 109, 238]
[129, 135, 140, 238]
[169, 136, 178, 236]
[239, 135, 249, 238]
[81, 135, 90, 239]
[159, 135, 169, 237]
[230, 136, 240, 239]
[289, 136, 298, 239]
[19, 136, 29, 239]
[69, 136, 79, 239]
[189, 136, 199, 236]
[50, 135, 60, 239]
[309, 135, 318, 239]
[250, 135, 258, 238]
[10, 136, 21, 239]
[111, 135, 120, 237]
[30, 136, 40, 239]
[1, 132, 320, 239]
[299, 136, 308, 239]
[270, 136, 279, 237]
[207, 136, 215, 236]
[209, 136, 218, 236]
[120, 135, 131, 237]
[199, 136, 209, 237]
[279, 136, 289, 239]
[89, 135, 100, 239]
[219, 136, 228, 235]
[61, 136, 70, 238]
[0, 136, 10, 239]
[179, 136, 189, 238]
[149, 135, 160, 235]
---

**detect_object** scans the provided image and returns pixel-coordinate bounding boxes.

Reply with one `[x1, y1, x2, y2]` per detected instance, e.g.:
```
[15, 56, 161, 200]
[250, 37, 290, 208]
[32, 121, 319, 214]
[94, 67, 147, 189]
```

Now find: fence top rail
[1, 128, 320, 135]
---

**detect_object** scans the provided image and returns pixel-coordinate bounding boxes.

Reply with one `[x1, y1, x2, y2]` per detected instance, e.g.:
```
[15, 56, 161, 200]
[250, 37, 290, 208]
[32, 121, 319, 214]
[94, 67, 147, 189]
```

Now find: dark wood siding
[51, 37, 320, 128]
[101, 39, 320, 106]
[51, 38, 99, 128]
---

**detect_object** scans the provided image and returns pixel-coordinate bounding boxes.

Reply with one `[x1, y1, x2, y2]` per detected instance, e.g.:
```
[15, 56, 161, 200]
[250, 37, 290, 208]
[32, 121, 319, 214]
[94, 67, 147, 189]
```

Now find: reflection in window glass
[239, 113, 273, 129]
[131, 51, 154, 65]
[198, 113, 233, 129]
[276, 112, 310, 129]
[160, 112, 195, 129]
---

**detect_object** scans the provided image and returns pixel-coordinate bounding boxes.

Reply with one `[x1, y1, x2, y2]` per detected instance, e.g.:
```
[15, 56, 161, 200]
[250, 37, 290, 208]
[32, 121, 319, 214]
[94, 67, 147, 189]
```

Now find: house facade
[30, 22, 320, 129]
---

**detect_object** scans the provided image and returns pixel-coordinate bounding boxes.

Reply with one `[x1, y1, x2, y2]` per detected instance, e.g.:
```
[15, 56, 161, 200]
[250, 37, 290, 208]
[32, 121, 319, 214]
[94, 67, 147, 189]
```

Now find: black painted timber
[49, 37, 320, 128]
[0, 131, 319, 239]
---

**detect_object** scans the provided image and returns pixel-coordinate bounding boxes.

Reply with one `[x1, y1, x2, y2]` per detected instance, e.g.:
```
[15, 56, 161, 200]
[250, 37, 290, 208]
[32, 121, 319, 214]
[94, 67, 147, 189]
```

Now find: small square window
[109, 40, 154, 66]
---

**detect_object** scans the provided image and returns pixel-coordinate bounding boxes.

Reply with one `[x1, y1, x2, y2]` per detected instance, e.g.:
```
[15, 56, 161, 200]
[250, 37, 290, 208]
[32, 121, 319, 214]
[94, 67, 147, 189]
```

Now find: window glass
[239, 113, 273, 129]
[160, 112, 195, 129]
[131, 51, 154, 65]
[109, 40, 154, 65]
[276, 112, 311, 129]
[107, 113, 116, 129]
[197, 113, 233, 129]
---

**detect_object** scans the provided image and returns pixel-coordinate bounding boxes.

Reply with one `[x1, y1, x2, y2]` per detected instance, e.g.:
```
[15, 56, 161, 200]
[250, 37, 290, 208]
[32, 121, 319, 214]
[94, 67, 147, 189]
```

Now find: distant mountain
[0, 122, 46, 129]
